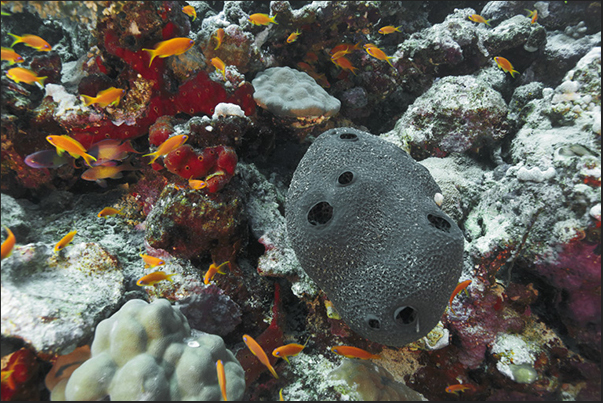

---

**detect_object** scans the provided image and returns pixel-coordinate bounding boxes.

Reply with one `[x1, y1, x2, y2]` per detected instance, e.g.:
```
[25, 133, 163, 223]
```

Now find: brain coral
[252, 66, 341, 118]
[62, 299, 245, 401]
[286, 128, 464, 347]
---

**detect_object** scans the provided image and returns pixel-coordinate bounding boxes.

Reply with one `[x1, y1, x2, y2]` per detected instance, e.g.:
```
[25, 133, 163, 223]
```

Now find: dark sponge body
[286, 128, 464, 347]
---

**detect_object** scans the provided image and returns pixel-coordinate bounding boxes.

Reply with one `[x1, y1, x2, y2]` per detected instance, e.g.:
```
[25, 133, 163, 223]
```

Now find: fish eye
[394, 306, 417, 325]
[275, 351, 281, 356]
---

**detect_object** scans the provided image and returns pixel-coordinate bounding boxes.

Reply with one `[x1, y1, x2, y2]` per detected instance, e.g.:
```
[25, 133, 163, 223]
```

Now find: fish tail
[268, 364, 279, 379]
[510, 69, 519, 78]
[143, 151, 160, 164]
[485, 19, 491, 26]
[8, 33, 21, 47]
[167, 273, 176, 282]
[387, 57, 395, 68]
[142, 48, 156, 67]
[121, 140, 142, 154]
[271, 14, 278, 24]
[81, 152, 97, 167]
[81, 94, 96, 106]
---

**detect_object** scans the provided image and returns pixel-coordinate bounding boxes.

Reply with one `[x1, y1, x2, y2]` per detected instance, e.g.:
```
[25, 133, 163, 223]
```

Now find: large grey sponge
[286, 128, 464, 347]
[252, 66, 341, 118]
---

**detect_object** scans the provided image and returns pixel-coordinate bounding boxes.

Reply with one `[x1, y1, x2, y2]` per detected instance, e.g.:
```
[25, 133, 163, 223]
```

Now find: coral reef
[1, 1, 600, 401]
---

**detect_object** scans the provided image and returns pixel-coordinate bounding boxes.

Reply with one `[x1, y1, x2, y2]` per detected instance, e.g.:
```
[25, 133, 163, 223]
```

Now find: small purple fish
[25, 149, 70, 168]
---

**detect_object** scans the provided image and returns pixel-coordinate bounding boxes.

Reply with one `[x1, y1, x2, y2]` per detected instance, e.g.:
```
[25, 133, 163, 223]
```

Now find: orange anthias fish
[143, 134, 188, 164]
[46, 135, 97, 167]
[189, 179, 207, 190]
[80, 159, 138, 187]
[81, 87, 125, 108]
[142, 37, 195, 67]
[364, 44, 395, 68]
[87, 139, 140, 166]
[445, 383, 475, 395]
[332, 55, 357, 75]
[330, 42, 361, 56]
[248, 13, 278, 26]
[54, 230, 76, 253]
[287, 30, 301, 43]
[526, 9, 538, 24]
[211, 57, 227, 79]
[182, 5, 196, 21]
[97, 206, 124, 218]
[449, 279, 472, 314]
[330, 346, 381, 360]
[494, 56, 519, 77]
[216, 360, 227, 401]
[1, 47, 24, 64]
[139, 253, 165, 269]
[468, 14, 491, 25]
[272, 339, 308, 364]
[242, 334, 279, 379]
[1, 227, 16, 260]
[6, 67, 47, 87]
[212, 28, 225, 50]
[136, 271, 176, 286]
[378, 25, 402, 34]
[203, 261, 230, 284]
[8, 33, 52, 51]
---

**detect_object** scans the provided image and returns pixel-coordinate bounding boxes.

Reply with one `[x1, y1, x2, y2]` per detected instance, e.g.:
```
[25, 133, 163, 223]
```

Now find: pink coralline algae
[535, 240, 601, 353]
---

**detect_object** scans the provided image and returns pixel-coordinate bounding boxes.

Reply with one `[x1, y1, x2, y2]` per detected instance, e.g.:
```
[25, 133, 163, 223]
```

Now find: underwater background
[0, 1, 600, 401]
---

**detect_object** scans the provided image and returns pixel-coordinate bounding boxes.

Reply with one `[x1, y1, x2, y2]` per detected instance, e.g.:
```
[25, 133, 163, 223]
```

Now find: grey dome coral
[61, 299, 245, 401]
[252, 66, 341, 118]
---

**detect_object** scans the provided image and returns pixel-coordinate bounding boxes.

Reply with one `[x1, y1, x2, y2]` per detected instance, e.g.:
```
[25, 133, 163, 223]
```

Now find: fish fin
[81, 94, 96, 106]
[7, 33, 21, 47]
[510, 69, 519, 78]
[35, 76, 47, 89]
[271, 14, 278, 24]
[142, 48, 156, 67]
[268, 365, 279, 379]
[81, 152, 97, 167]
[167, 273, 176, 282]
[96, 179, 108, 188]
[143, 151, 159, 164]
[283, 356, 290, 364]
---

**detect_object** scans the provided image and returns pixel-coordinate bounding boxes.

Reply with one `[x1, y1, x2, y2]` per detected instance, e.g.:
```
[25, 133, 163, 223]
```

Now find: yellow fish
[182, 5, 196, 21]
[188, 179, 207, 190]
[364, 44, 395, 67]
[87, 139, 140, 166]
[287, 30, 301, 43]
[8, 33, 52, 51]
[212, 28, 225, 50]
[80, 159, 138, 186]
[332, 55, 357, 75]
[216, 360, 227, 401]
[378, 25, 402, 34]
[330, 346, 381, 360]
[203, 261, 230, 284]
[468, 14, 491, 25]
[81, 87, 125, 108]
[211, 57, 226, 79]
[526, 9, 538, 24]
[54, 230, 76, 253]
[142, 37, 195, 67]
[143, 134, 188, 164]
[136, 271, 176, 286]
[1, 227, 16, 260]
[97, 206, 124, 218]
[248, 13, 278, 26]
[6, 67, 46, 87]
[46, 135, 97, 167]
[242, 334, 279, 379]
[272, 339, 308, 364]
[494, 56, 519, 77]
[139, 253, 165, 269]
[1, 47, 24, 64]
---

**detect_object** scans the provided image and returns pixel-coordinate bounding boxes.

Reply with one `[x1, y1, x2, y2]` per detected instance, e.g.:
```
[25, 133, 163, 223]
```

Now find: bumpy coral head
[252, 66, 340, 127]
[286, 128, 465, 346]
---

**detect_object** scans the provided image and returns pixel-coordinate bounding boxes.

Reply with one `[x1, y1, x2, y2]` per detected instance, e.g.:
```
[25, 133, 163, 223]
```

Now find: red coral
[1, 348, 38, 401]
